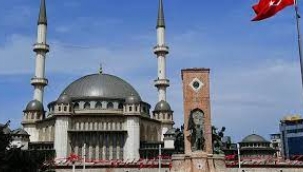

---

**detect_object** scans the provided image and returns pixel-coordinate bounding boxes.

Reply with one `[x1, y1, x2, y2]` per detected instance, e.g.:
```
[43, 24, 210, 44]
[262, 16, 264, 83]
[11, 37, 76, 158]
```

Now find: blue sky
[0, 0, 302, 142]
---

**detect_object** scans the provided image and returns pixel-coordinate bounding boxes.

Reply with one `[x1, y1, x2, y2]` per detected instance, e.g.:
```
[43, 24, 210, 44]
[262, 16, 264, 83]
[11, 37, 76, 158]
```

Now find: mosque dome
[25, 100, 44, 112]
[125, 94, 141, 104]
[57, 93, 72, 104]
[154, 100, 171, 111]
[241, 134, 269, 143]
[60, 74, 141, 100]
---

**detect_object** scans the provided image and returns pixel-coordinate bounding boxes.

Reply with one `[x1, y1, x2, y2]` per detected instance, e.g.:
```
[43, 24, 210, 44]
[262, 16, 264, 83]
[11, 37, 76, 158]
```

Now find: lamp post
[237, 143, 241, 172]
[159, 143, 162, 172]
[83, 143, 86, 172]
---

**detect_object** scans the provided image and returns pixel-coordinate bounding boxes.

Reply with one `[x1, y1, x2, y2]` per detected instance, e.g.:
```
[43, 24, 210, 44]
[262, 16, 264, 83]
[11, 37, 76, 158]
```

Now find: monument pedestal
[171, 152, 226, 172]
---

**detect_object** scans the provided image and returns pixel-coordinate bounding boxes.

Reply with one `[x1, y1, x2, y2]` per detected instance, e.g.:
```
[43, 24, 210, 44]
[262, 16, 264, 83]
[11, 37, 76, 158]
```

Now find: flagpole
[294, 0, 303, 96]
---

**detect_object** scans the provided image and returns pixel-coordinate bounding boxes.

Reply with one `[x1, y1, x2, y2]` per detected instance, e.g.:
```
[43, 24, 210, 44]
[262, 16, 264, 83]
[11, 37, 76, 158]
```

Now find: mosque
[21, 0, 175, 162]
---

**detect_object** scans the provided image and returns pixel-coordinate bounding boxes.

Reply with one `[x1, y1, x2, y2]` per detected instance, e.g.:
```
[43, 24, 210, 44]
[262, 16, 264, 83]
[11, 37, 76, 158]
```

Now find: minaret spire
[31, 0, 49, 103]
[154, 0, 169, 102]
[157, 0, 165, 28]
[38, 0, 47, 25]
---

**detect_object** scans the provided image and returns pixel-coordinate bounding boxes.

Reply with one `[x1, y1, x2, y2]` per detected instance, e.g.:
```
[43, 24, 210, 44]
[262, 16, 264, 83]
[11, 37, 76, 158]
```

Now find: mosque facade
[21, 0, 174, 162]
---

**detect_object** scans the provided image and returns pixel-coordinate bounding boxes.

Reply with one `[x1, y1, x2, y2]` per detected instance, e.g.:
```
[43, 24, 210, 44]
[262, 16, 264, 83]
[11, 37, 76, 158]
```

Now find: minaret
[153, 0, 174, 141]
[154, 0, 169, 102]
[31, 0, 49, 103]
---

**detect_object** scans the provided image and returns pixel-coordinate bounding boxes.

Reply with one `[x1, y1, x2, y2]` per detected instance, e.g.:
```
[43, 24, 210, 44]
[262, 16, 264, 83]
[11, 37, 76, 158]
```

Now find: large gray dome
[61, 74, 141, 100]
[241, 134, 269, 143]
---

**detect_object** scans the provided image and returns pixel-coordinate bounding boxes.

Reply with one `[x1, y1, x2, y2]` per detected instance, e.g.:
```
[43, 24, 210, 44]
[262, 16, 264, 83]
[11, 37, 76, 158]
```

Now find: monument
[171, 68, 226, 172]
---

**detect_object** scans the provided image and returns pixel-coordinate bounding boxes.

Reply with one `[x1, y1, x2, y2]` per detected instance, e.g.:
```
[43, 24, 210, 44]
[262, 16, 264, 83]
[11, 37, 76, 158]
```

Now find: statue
[187, 110, 205, 151]
[212, 126, 226, 154]
[174, 125, 185, 154]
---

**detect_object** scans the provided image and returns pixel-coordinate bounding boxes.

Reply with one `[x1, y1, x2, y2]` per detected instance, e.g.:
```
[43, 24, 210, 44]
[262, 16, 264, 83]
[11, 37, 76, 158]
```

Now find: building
[21, 0, 175, 163]
[238, 134, 275, 159]
[270, 133, 282, 157]
[280, 115, 303, 159]
[0, 123, 30, 150]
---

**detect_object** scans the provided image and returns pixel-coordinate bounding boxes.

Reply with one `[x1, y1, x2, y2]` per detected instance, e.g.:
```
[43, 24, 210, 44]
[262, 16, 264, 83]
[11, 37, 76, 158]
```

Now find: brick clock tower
[171, 68, 226, 172]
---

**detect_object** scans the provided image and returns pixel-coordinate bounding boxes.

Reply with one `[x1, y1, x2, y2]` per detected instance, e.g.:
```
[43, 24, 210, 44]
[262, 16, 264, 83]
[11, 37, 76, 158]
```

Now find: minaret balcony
[33, 43, 49, 53]
[153, 45, 169, 55]
[154, 79, 170, 87]
[31, 77, 48, 86]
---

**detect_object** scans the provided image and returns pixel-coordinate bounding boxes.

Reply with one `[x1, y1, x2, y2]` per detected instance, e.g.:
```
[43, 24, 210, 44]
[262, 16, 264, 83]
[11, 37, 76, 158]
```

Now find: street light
[237, 143, 241, 172]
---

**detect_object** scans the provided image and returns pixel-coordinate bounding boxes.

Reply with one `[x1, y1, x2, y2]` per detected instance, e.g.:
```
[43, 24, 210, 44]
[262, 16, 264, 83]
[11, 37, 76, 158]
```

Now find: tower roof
[37, 0, 47, 25]
[24, 100, 44, 112]
[156, 0, 165, 28]
[154, 100, 172, 112]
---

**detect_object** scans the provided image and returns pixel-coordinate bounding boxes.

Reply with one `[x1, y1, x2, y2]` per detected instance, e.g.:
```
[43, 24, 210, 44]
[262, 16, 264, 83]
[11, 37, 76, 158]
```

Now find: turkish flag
[252, 0, 294, 21]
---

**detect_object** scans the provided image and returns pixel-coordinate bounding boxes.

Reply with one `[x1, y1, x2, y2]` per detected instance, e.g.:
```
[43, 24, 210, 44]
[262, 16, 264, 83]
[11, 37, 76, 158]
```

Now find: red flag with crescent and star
[252, 0, 295, 21]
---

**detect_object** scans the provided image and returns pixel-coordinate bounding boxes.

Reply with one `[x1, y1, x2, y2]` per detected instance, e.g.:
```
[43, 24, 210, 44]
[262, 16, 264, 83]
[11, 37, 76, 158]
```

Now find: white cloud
[0, 34, 154, 75]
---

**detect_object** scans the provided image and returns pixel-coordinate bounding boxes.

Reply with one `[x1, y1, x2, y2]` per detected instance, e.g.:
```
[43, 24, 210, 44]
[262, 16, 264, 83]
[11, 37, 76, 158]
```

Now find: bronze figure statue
[212, 126, 226, 154]
[187, 110, 205, 152]
[174, 126, 185, 154]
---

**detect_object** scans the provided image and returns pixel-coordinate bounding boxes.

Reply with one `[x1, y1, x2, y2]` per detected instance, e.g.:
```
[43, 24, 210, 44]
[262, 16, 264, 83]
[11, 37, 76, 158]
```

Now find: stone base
[171, 151, 226, 172]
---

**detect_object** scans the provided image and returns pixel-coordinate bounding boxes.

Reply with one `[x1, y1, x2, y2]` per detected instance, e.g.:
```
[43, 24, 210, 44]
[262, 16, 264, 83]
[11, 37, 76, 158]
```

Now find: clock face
[193, 81, 200, 89]
[190, 78, 204, 92]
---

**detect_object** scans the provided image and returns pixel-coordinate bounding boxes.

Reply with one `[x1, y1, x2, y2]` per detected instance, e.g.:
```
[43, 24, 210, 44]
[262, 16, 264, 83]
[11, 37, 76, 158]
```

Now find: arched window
[64, 106, 67, 111]
[129, 106, 132, 112]
[118, 103, 123, 109]
[84, 102, 90, 110]
[58, 106, 61, 112]
[74, 103, 80, 110]
[107, 102, 114, 109]
[95, 102, 102, 109]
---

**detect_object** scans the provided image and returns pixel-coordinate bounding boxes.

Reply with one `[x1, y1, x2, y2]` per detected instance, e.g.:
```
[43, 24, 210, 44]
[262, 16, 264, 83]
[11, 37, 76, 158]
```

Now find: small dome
[57, 93, 72, 104]
[154, 100, 171, 111]
[125, 94, 141, 104]
[164, 128, 176, 135]
[241, 134, 269, 143]
[25, 100, 44, 112]
[12, 128, 29, 136]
